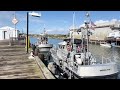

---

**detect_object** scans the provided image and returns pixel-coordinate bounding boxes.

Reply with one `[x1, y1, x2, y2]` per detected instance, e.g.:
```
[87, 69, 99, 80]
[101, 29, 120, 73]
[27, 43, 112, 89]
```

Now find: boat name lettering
[100, 69, 111, 71]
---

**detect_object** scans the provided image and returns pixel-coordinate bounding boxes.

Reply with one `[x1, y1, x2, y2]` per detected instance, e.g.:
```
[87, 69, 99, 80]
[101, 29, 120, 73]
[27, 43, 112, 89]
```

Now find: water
[30, 37, 63, 46]
[30, 37, 120, 79]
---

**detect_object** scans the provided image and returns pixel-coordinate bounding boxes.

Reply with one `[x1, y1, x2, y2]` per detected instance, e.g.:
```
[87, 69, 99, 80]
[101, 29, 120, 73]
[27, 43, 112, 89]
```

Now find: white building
[107, 30, 120, 38]
[0, 26, 19, 40]
[69, 26, 82, 39]
[79, 20, 120, 40]
[92, 20, 120, 40]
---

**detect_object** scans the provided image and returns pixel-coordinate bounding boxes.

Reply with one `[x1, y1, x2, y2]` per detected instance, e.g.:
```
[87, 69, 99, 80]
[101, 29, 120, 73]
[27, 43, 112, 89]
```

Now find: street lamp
[26, 11, 41, 53]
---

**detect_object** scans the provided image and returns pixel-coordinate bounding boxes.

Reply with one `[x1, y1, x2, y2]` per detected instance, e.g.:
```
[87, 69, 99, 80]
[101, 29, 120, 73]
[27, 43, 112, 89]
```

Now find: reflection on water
[30, 37, 120, 79]
[89, 44, 120, 61]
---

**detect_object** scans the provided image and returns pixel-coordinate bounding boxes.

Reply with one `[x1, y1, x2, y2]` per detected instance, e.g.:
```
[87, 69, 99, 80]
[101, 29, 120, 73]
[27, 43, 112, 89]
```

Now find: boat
[50, 12, 118, 79]
[35, 29, 53, 53]
[100, 42, 112, 48]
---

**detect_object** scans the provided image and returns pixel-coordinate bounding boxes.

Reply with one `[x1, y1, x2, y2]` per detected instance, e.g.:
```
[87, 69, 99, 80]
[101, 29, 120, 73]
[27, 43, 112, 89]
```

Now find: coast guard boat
[50, 12, 118, 79]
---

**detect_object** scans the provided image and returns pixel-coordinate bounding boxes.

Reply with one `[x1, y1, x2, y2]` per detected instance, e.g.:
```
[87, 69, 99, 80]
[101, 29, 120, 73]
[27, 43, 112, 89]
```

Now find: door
[4, 31, 7, 39]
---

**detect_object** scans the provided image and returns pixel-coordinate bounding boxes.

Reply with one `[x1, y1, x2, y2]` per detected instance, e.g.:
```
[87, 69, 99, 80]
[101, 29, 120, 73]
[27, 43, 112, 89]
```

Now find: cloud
[94, 19, 118, 24]
[69, 25, 79, 29]
[46, 27, 68, 34]
[79, 18, 119, 27]
[79, 24, 85, 27]
[111, 19, 117, 22]
[94, 20, 109, 24]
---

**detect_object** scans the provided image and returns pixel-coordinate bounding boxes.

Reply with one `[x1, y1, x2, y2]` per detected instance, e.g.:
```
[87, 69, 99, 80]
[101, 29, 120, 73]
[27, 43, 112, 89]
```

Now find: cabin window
[60, 46, 62, 49]
[59, 45, 61, 48]
[63, 46, 64, 49]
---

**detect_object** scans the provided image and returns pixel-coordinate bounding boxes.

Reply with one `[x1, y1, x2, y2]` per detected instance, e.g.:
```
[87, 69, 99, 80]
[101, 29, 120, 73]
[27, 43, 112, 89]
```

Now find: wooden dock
[0, 45, 55, 79]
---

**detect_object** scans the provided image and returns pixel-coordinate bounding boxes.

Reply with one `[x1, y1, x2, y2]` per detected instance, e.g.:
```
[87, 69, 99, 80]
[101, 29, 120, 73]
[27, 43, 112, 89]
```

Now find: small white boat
[36, 30, 53, 53]
[100, 42, 112, 48]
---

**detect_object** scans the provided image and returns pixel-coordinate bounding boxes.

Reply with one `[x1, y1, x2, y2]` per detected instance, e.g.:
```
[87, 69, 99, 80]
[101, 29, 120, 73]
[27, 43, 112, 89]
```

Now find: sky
[0, 11, 120, 34]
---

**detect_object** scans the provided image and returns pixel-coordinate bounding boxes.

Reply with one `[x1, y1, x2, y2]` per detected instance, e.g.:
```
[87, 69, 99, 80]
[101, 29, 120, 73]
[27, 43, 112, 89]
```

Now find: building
[89, 20, 120, 41]
[69, 26, 81, 39]
[0, 26, 19, 40]
[78, 20, 120, 41]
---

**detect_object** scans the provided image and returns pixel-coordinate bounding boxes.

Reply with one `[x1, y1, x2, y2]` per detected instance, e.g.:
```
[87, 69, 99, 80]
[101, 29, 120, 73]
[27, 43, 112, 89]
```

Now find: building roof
[79, 20, 120, 28]
[0, 26, 16, 30]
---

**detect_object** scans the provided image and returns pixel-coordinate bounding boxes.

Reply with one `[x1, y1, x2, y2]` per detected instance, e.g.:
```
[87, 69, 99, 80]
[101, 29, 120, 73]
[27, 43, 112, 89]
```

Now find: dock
[0, 45, 55, 79]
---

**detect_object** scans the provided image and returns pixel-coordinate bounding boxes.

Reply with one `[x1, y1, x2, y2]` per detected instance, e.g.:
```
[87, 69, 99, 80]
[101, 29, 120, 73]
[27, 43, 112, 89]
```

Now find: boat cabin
[58, 39, 88, 53]
[39, 35, 48, 44]
[58, 41, 67, 50]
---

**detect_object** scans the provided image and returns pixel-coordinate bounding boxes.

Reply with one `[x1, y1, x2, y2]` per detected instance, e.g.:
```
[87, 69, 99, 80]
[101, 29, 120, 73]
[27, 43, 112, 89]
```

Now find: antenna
[43, 24, 46, 34]
[72, 12, 75, 49]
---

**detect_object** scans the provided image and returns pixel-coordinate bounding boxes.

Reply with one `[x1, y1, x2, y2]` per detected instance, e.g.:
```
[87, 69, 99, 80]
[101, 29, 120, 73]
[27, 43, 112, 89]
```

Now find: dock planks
[0, 45, 46, 79]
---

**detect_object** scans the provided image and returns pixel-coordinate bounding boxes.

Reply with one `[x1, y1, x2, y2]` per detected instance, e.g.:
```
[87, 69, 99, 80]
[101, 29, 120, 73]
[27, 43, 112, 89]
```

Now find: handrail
[101, 56, 116, 64]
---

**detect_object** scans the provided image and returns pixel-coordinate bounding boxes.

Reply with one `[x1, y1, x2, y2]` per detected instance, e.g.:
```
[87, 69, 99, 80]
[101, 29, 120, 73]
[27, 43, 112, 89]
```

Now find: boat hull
[73, 71, 118, 79]
[76, 63, 118, 78]
[51, 49, 118, 79]
[37, 44, 53, 52]
[100, 44, 111, 48]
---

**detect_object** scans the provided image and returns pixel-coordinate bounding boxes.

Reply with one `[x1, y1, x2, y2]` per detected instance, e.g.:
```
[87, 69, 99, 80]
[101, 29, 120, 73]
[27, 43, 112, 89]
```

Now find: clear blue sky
[0, 11, 120, 34]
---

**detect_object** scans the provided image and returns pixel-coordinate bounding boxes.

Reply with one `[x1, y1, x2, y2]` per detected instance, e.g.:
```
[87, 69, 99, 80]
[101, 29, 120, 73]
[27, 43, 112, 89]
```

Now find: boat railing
[101, 56, 116, 64]
[51, 45, 57, 51]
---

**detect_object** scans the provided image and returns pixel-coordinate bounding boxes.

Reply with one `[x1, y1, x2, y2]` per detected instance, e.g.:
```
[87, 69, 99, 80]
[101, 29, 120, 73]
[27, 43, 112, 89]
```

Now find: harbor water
[30, 37, 120, 79]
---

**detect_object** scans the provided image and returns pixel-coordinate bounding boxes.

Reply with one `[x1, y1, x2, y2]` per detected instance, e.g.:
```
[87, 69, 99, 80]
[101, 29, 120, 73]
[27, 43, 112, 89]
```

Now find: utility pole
[26, 12, 29, 53]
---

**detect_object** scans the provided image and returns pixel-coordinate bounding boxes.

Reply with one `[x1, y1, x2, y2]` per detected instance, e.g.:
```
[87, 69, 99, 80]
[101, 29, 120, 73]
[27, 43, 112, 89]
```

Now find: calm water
[30, 37, 120, 79]
[30, 37, 63, 46]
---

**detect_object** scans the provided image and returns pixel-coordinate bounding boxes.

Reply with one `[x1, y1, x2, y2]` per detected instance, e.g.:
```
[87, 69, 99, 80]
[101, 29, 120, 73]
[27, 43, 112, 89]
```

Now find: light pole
[26, 11, 41, 53]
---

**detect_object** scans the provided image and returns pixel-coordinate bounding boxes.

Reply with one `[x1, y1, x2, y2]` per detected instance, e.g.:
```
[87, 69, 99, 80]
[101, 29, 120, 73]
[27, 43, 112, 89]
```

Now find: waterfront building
[90, 20, 120, 41]
[0, 26, 19, 40]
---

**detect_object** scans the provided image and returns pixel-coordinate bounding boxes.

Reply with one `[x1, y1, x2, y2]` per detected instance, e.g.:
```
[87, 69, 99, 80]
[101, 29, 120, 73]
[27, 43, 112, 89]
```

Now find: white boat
[36, 30, 53, 53]
[50, 12, 118, 79]
[100, 42, 112, 48]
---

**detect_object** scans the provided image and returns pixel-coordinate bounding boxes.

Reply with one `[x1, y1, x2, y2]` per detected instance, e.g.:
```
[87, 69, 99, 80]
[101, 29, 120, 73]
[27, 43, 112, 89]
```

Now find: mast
[85, 11, 90, 53]
[72, 12, 75, 51]
[73, 12, 75, 44]
[81, 27, 84, 53]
